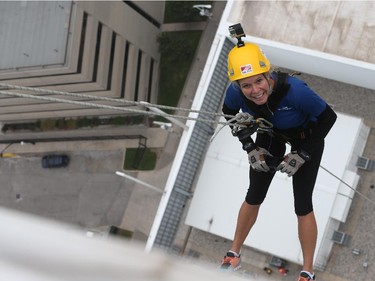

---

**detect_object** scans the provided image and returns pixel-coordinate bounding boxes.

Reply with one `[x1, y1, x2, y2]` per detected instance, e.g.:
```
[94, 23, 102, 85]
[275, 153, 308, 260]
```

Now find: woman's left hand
[276, 151, 306, 177]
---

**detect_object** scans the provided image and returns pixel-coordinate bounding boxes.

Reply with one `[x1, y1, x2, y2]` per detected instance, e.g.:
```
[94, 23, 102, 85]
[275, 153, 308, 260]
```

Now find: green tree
[157, 32, 195, 61]
[40, 119, 56, 131]
[157, 31, 202, 108]
[164, 1, 211, 23]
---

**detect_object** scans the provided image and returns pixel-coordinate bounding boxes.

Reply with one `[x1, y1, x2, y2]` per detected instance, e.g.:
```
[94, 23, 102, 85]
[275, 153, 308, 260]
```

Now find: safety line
[2, 85, 373, 205]
[0, 90, 237, 127]
[0, 83, 233, 119]
[320, 165, 375, 205]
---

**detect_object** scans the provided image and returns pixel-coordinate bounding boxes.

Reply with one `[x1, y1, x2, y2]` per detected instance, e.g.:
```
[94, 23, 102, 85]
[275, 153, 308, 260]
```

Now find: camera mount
[228, 23, 245, 47]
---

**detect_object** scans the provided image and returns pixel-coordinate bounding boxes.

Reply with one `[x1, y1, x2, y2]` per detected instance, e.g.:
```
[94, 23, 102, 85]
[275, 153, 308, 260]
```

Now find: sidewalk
[0, 126, 169, 155]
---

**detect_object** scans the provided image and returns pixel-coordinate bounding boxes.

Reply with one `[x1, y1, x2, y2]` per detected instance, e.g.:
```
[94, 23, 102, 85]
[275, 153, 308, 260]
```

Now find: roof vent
[356, 156, 375, 171]
[332, 231, 351, 245]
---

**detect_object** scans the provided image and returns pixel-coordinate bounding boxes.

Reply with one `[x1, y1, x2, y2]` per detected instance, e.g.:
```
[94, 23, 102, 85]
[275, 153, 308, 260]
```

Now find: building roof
[0, 1, 71, 71]
[186, 113, 368, 266]
[224, 1, 375, 91]
[182, 0, 374, 267]
[229, 1, 375, 64]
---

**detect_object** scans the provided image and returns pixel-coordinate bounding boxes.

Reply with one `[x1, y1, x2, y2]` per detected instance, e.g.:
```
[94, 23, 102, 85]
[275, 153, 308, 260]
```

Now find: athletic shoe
[219, 252, 241, 271]
[297, 271, 315, 281]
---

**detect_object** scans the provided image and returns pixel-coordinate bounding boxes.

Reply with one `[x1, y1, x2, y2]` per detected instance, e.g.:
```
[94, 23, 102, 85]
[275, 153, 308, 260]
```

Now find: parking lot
[0, 149, 133, 228]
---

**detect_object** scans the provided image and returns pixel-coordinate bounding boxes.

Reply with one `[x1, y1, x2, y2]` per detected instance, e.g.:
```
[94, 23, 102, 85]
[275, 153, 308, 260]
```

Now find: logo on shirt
[277, 106, 293, 111]
[240, 64, 253, 75]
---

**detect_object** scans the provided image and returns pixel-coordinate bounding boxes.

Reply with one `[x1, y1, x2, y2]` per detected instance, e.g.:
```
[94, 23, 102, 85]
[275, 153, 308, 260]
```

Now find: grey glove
[276, 151, 307, 177]
[248, 147, 272, 172]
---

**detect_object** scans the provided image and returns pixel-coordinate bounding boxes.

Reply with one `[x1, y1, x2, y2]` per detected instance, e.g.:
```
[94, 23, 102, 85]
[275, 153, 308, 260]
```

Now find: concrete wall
[0, 1, 163, 122]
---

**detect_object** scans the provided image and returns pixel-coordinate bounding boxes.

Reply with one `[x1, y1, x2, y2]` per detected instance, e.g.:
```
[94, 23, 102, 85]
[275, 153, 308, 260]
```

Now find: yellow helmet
[227, 43, 270, 81]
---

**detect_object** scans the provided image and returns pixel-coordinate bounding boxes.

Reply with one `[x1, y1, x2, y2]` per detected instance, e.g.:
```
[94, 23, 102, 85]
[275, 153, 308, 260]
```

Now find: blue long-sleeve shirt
[223, 74, 327, 130]
[222, 73, 337, 154]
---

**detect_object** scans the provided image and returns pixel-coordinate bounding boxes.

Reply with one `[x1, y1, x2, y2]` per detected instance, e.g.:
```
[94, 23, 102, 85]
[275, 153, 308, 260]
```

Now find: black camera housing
[228, 23, 245, 47]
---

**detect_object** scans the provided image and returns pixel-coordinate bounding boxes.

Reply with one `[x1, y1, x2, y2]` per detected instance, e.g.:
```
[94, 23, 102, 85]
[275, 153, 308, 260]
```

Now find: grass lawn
[157, 30, 202, 111]
[124, 148, 158, 170]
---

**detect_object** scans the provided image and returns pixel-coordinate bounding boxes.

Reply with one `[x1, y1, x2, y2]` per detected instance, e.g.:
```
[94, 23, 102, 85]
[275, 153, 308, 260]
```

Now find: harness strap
[275, 127, 313, 141]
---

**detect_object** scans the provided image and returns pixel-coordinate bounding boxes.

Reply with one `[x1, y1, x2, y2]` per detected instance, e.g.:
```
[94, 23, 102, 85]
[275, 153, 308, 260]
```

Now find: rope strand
[319, 165, 375, 205]
[1, 84, 373, 205]
[0, 90, 238, 127]
[0, 83, 234, 119]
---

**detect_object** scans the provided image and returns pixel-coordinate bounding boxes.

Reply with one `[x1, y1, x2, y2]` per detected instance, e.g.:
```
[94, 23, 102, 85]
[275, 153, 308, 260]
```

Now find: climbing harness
[209, 112, 273, 142]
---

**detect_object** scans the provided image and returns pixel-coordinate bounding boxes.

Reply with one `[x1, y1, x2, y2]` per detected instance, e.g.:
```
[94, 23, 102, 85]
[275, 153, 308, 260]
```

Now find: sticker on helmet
[240, 64, 252, 75]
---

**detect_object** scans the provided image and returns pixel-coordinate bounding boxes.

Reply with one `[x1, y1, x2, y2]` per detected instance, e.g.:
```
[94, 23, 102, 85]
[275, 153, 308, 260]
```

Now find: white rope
[0, 83, 234, 119]
[0, 83, 277, 131]
[209, 116, 237, 142]
[0, 84, 275, 138]
[1, 85, 374, 205]
[319, 165, 375, 205]
[0, 90, 237, 127]
[210, 113, 273, 142]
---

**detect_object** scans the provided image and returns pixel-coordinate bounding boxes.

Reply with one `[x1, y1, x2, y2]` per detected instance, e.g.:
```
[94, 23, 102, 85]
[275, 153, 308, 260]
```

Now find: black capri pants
[245, 132, 324, 216]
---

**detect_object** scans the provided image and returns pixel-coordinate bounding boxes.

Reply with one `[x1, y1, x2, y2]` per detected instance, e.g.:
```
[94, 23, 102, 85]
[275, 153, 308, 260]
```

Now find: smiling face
[238, 73, 274, 105]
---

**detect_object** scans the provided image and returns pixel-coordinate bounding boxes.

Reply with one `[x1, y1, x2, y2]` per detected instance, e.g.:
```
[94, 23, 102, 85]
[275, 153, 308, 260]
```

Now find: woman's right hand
[248, 147, 272, 172]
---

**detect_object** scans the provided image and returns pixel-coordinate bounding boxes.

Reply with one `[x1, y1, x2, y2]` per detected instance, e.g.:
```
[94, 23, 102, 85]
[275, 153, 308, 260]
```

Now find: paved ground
[0, 150, 129, 227]
[0, 123, 171, 239]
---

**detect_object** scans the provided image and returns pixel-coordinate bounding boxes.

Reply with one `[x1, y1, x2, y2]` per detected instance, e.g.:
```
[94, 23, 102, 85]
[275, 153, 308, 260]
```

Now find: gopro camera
[228, 23, 245, 47]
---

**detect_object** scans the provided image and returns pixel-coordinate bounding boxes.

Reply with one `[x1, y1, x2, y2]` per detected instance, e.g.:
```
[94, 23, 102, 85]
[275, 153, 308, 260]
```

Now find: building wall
[230, 1, 375, 64]
[0, 1, 164, 123]
[131, 1, 165, 24]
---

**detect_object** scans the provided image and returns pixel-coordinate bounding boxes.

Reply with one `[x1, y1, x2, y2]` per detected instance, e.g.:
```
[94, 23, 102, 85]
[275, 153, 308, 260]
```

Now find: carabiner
[255, 118, 273, 129]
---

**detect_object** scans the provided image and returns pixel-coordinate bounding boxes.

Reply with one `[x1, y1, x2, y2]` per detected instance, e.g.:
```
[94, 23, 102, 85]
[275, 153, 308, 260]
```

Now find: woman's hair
[231, 71, 272, 89]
